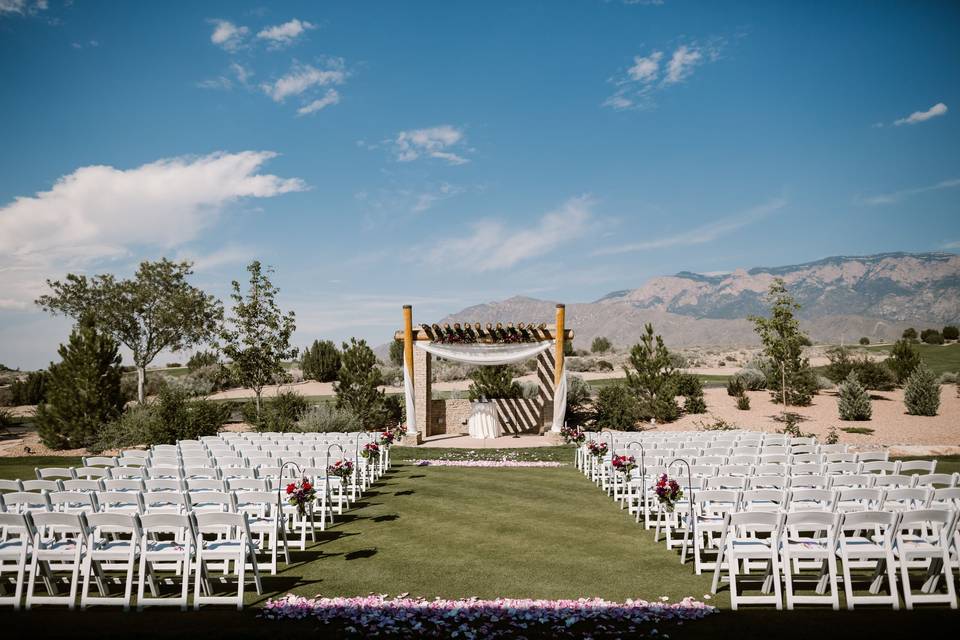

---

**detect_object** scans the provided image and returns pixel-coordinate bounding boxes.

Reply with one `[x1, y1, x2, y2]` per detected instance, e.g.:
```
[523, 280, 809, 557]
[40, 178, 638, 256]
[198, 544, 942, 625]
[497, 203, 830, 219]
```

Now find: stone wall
[426, 397, 544, 435]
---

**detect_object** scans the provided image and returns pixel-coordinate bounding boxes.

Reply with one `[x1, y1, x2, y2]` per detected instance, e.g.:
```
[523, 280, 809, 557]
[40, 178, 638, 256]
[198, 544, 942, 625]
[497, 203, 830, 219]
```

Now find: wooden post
[555, 304, 565, 386]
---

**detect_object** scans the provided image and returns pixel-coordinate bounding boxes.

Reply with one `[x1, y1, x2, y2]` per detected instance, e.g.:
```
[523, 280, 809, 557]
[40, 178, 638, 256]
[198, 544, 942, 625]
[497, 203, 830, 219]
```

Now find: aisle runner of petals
[262, 594, 716, 638]
[414, 459, 564, 468]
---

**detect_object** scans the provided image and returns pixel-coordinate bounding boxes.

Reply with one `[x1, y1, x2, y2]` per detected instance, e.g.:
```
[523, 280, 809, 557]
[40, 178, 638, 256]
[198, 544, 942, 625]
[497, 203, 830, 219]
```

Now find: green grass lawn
[862, 342, 960, 375]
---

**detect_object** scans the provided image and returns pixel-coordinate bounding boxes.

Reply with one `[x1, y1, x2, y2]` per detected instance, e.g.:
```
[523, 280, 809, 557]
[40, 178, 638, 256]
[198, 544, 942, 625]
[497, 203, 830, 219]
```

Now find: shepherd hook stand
[667, 457, 696, 561]
[275, 461, 315, 566]
[627, 441, 646, 522]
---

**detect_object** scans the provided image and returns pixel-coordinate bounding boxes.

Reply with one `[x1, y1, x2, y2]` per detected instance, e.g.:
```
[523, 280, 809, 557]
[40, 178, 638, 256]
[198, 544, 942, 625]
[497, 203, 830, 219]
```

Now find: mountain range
[435, 252, 960, 348]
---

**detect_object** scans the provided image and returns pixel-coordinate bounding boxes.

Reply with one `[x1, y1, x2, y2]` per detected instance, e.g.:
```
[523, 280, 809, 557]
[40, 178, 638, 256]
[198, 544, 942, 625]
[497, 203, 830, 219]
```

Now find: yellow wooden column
[403, 305, 414, 380]
[403, 305, 417, 437]
[555, 303, 565, 386]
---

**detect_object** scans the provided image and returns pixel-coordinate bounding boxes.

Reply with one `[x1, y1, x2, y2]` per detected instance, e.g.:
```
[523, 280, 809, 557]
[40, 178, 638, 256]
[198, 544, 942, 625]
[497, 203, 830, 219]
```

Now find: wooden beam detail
[393, 324, 573, 342]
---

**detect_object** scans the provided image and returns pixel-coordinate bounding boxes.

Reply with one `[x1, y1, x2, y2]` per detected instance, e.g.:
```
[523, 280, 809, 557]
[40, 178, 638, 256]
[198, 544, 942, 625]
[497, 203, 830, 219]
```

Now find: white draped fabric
[467, 401, 501, 439]
[405, 340, 568, 434]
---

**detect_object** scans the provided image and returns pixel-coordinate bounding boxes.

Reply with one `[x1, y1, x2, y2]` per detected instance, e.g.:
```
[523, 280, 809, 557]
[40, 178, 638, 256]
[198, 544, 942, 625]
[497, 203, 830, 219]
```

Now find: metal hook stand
[275, 461, 314, 565]
[323, 442, 347, 521]
[627, 441, 646, 521]
[667, 457, 696, 561]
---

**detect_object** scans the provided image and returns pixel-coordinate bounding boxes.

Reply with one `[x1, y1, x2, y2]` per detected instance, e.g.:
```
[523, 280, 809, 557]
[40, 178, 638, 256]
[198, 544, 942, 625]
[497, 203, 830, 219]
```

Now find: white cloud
[942, 240, 960, 250]
[297, 89, 340, 115]
[422, 196, 593, 271]
[604, 39, 724, 110]
[594, 197, 787, 255]
[257, 18, 315, 48]
[197, 62, 253, 92]
[893, 102, 948, 126]
[412, 183, 463, 213]
[261, 60, 346, 103]
[209, 19, 248, 52]
[0, 151, 307, 309]
[0, 0, 46, 15]
[393, 125, 469, 165]
[859, 177, 960, 206]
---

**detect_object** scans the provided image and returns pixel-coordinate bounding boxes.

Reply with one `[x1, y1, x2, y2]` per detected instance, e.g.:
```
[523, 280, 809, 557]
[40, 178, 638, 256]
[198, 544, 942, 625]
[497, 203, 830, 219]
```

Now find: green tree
[468, 365, 522, 400]
[859, 336, 870, 346]
[563, 340, 574, 357]
[9, 370, 48, 406]
[564, 375, 593, 429]
[593, 382, 644, 431]
[187, 351, 219, 371]
[749, 278, 812, 408]
[301, 340, 341, 382]
[220, 261, 297, 417]
[681, 375, 707, 414]
[920, 329, 944, 345]
[943, 325, 959, 341]
[886, 339, 922, 385]
[591, 336, 612, 354]
[903, 363, 940, 416]
[335, 338, 386, 429]
[902, 327, 917, 341]
[36, 322, 125, 450]
[36, 259, 222, 403]
[838, 372, 872, 421]
[389, 339, 405, 367]
[624, 323, 680, 423]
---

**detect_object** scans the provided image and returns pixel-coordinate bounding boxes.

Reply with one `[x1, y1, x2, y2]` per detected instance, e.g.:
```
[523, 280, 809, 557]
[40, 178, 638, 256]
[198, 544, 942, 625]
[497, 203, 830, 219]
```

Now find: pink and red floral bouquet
[379, 430, 396, 447]
[285, 478, 316, 518]
[586, 440, 608, 458]
[560, 425, 585, 446]
[654, 474, 684, 512]
[327, 459, 354, 481]
[611, 454, 637, 475]
[360, 442, 381, 460]
[262, 593, 715, 638]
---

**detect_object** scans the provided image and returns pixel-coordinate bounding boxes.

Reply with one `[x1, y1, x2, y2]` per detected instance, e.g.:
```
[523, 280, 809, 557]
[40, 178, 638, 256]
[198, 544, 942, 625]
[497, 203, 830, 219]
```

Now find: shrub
[378, 365, 402, 387]
[591, 336, 612, 354]
[903, 363, 940, 416]
[902, 327, 917, 341]
[242, 389, 310, 432]
[0, 407, 16, 431]
[120, 370, 169, 402]
[859, 337, 870, 345]
[296, 403, 362, 432]
[920, 329, 944, 345]
[6, 370, 48, 406]
[943, 325, 959, 341]
[726, 377, 745, 397]
[383, 394, 404, 427]
[301, 340, 341, 383]
[565, 375, 593, 429]
[838, 372, 872, 421]
[184, 364, 232, 393]
[166, 362, 182, 369]
[886, 339, 922, 385]
[841, 426, 874, 435]
[824, 425, 839, 445]
[695, 414, 737, 431]
[733, 367, 768, 391]
[678, 374, 706, 414]
[335, 338, 386, 429]
[36, 323, 125, 450]
[187, 350, 219, 371]
[389, 339, 405, 366]
[736, 393, 750, 410]
[938, 371, 959, 384]
[770, 368, 817, 406]
[596, 360, 613, 372]
[816, 375, 835, 391]
[593, 382, 644, 431]
[468, 365, 522, 400]
[776, 412, 812, 438]
[565, 357, 592, 373]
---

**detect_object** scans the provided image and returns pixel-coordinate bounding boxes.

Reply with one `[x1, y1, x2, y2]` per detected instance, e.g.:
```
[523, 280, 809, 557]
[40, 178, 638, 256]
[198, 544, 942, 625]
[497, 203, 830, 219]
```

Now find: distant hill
[432, 253, 959, 348]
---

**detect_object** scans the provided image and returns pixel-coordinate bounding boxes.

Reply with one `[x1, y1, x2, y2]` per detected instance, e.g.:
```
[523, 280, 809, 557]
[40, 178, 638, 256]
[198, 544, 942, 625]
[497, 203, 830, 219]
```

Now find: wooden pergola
[396, 304, 572, 443]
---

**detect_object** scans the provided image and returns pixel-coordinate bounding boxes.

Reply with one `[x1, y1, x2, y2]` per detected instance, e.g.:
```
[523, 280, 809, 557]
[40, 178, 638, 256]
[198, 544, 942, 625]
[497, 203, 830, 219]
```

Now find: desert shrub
[596, 360, 613, 372]
[433, 361, 472, 382]
[903, 363, 940, 416]
[943, 325, 959, 341]
[564, 375, 593, 429]
[242, 389, 310, 432]
[816, 375, 835, 391]
[120, 370, 169, 402]
[859, 337, 870, 345]
[301, 340, 341, 382]
[695, 414, 737, 431]
[468, 365, 522, 400]
[591, 336, 612, 354]
[593, 382, 644, 431]
[824, 425, 839, 445]
[770, 368, 817, 406]
[6, 370, 48, 406]
[0, 408, 16, 431]
[824, 346, 896, 389]
[902, 327, 917, 341]
[733, 368, 767, 391]
[296, 403, 362, 432]
[518, 381, 540, 400]
[886, 339, 922, 385]
[185, 364, 232, 393]
[841, 426, 874, 435]
[938, 371, 959, 384]
[566, 357, 592, 373]
[165, 372, 215, 397]
[166, 362, 182, 369]
[776, 412, 813, 438]
[726, 377, 745, 397]
[838, 373, 872, 421]
[736, 393, 750, 410]
[187, 350, 219, 371]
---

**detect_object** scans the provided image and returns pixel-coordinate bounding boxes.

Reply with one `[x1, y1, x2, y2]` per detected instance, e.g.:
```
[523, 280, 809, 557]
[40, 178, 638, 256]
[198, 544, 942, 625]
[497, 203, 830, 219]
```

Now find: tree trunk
[137, 366, 146, 404]
[255, 391, 262, 418]
[781, 363, 788, 408]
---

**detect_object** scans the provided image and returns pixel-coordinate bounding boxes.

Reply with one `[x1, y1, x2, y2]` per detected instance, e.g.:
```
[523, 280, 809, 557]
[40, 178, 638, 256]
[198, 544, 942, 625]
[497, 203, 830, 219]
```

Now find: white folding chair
[914, 474, 959, 489]
[192, 512, 262, 609]
[712, 511, 784, 610]
[898, 460, 937, 475]
[74, 467, 110, 481]
[36, 467, 75, 481]
[109, 467, 146, 480]
[837, 510, 900, 609]
[779, 510, 841, 610]
[233, 490, 280, 575]
[83, 456, 117, 468]
[1, 491, 52, 515]
[893, 509, 958, 609]
[136, 513, 194, 610]
[0, 479, 23, 494]
[787, 488, 836, 512]
[102, 478, 145, 493]
[80, 512, 142, 610]
[684, 489, 740, 575]
[21, 479, 62, 492]
[25, 512, 89, 609]
[0, 512, 37, 609]
[142, 491, 190, 515]
[835, 488, 884, 514]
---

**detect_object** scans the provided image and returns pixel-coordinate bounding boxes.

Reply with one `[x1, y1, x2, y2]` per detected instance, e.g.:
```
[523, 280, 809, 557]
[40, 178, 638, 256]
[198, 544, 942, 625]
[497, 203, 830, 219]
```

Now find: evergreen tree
[903, 363, 940, 416]
[902, 327, 917, 341]
[593, 382, 644, 431]
[467, 365, 522, 400]
[682, 375, 707, 414]
[335, 338, 386, 428]
[749, 279, 813, 408]
[886, 339, 922, 385]
[301, 340, 341, 382]
[624, 323, 680, 423]
[838, 372, 872, 421]
[36, 322, 125, 450]
[389, 339, 405, 367]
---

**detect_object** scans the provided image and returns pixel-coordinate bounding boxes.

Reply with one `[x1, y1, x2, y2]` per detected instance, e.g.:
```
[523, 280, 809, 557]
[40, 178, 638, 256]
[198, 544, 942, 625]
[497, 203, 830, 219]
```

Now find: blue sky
[1, 0, 958, 369]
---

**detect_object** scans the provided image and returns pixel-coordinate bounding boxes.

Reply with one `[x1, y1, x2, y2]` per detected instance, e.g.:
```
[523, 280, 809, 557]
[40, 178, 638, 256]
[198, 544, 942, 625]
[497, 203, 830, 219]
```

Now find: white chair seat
[143, 541, 187, 554]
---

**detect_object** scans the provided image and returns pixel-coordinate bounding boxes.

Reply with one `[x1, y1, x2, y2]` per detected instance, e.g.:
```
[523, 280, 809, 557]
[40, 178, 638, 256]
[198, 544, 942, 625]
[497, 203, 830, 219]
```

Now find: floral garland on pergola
[429, 322, 543, 344]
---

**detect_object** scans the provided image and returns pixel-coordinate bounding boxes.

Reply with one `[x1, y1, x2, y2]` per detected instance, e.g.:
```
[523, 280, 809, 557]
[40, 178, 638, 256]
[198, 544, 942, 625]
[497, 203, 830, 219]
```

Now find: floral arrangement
[360, 442, 381, 460]
[586, 440, 608, 458]
[414, 460, 564, 468]
[262, 593, 716, 638]
[611, 454, 637, 475]
[327, 459, 354, 481]
[654, 474, 684, 512]
[285, 478, 316, 518]
[560, 425, 585, 446]
[379, 430, 396, 447]
[433, 329, 538, 345]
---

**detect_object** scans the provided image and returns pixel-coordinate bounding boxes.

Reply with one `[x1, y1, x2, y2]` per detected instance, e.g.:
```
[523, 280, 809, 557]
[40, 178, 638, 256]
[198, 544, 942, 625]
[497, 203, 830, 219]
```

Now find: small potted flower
[285, 478, 316, 518]
[327, 459, 354, 481]
[611, 454, 637, 475]
[586, 440, 608, 459]
[560, 425, 585, 446]
[654, 474, 684, 512]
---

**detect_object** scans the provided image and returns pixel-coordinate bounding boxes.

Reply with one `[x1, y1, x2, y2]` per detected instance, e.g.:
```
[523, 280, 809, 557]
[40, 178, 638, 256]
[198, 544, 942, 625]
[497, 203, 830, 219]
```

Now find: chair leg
[728, 550, 739, 611]
[235, 553, 245, 610]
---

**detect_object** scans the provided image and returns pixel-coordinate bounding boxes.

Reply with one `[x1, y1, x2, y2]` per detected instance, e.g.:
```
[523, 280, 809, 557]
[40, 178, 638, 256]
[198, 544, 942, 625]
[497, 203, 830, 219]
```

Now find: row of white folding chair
[0, 509, 263, 610]
[705, 508, 959, 610]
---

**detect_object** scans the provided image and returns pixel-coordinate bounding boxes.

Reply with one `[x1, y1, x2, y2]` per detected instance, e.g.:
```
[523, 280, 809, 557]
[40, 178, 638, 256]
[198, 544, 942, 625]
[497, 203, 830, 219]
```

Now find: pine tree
[838, 372, 872, 421]
[886, 339, 922, 385]
[389, 339, 405, 367]
[682, 375, 707, 414]
[624, 323, 680, 423]
[467, 365, 522, 400]
[301, 340, 341, 382]
[334, 338, 386, 428]
[903, 363, 940, 416]
[593, 382, 644, 431]
[36, 322, 125, 450]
